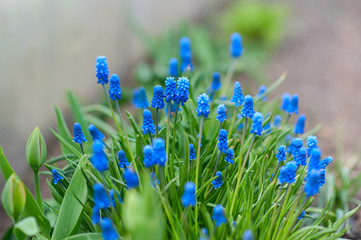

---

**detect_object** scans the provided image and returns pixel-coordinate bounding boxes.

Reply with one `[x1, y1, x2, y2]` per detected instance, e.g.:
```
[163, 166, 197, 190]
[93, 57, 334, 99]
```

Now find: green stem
[228, 106, 238, 138]
[212, 151, 222, 178]
[170, 104, 180, 177]
[80, 143, 84, 155]
[195, 116, 204, 234]
[33, 170, 44, 212]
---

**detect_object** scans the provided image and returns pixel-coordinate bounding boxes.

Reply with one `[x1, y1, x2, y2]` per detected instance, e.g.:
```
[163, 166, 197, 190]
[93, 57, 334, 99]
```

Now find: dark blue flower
[229, 33, 243, 58]
[278, 161, 297, 184]
[250, 112, 263, 136]
[175, 77, 190, 106]
[276, 145, 287, 162]
[91, 206, 100, 224]
[307, 135, 318, 157]
[287, 94, 299, 114]
[181, 181, 196, 207]
[288, 138, 303, 159]
[216, 104, 227, 123]
[211, 171, 223, 189]
[321, 156, 333, 169]
[225, 148, 234, 164]
[212, 205, 226, 227]
[257, 85, 267, 101]
[294, 114, 306, 134]
[118, 150, 130, 168]
[153, 138, 167, 166]
[217, 129, 228, 153]
[305, 169, 321, 197]
[91, 140, 108, 172]
[308, 148, 321, 172]
[132, 87, 149, 109]
[196, 93, 210, 118]
[298, 211, 306, 221]
[96, 56, 109, 85]
[88, 124, 105, 141]
[150, 172, 160, 187]
[93, 183, 110, 209]
[319, 169, 326, 186]
[274, 115, 282, 127]
[124, 168, 139, 189]
[211, 72, 221, 91]
[108, 74, 122, 101]
[164, 77, 177, 103]
[143, 145, 155, 167]
[230, 81, 244, 107]
[281, 93, 291, 112]
[101, 218, 119, 240]
[241, 95, 255, 118]
[142, 109, 155, 135]
[73, 122, 87, 144]
[169, 58, 179, 77]
[296, 147, 307, 166]
[243, 230, 254, 240]
[52, 169, 63, 184]
[189, 143, 196, 160]
[179, 37, 193, 72]
[151, 85, 165, 109]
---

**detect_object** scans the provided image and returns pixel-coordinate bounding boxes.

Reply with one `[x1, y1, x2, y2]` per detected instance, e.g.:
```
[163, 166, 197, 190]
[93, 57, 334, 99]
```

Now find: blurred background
[1, 0, 361, 235]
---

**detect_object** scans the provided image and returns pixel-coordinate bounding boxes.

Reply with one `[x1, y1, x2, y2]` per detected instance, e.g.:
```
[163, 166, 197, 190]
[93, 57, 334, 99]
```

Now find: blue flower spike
[288, 138, 303, 159]
[100, 218, 119, 240]
[241, 95, 255, 118]
[216, 104, 227, 123]
[175, 77, 190, 106]
[230, 81, 244, 107]
[93, 183, 110, 209]
[229, 33, 243, 58]
[211, 72, 221, 91]
[108, 74, 122, 101]
[250, 112, 263, 136]
[73, 123, 87, 154]
[296, 147, 307, 166]
[153, 138, 167, 166]
[181, 181, 196, 207]
[257, 85, 267, 101]
[169, 58, 179, 77]
[274, 115, 282, 128]
[123, 167, 139, 189]
[225, 148, 235, 164]
[89, 124, 105, 141]
[52, 169, 63, 184]
[132, 87, 149, 109]
[91, 140, 108, 172]
[217, 129, 228, 153]
[118, 150, 130, 168]
[143, 145, 155, 168]
[305, 169, 321, 197]
[211, 171, 223, 189]
[196, 93, 210, 118]
[164, 77, 177, 103]
[142, 109, 156, 135]
[308, 148, 321, 172]
[307, 135, 318, 157]
[179, 37, 193, 72]
[281, 93, 291, 112]
[95, 56, 109, 85]
[287, 94, 299, 114]
[276, 145, 287, 162]
[212, 205, 227, 227]
[243, 230, 254, 240]
[151, 85, 165, 109]
[278, 161, 297, 184]
[321, 156, 333, 169]
[189, 143, 196, 160]
[295, 114, 306, 134]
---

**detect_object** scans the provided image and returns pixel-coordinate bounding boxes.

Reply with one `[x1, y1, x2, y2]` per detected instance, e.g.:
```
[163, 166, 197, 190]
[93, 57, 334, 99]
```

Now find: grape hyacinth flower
[95, 56, 109, 85]
[274, 115, 282, 127]
[298, 211, 306, 221]
[250, 112, 263, 136]
[296, 147, 307, 166]
[321, 156, 333, 169]
[287, 94, 299, 114]
[212, 205, 227, 227]
[132, 87, 149, 109]
[307, 135, 318, 157]
[123, 168, 139, 189]
[91, 140, 108, 172]
[181, 182, 196, 207]
[142, 109, 155, 135]
[189, 143, 196, 160]
[211, 171, 223, 189]
[243, 230, 254, 240]
[143, 145, 155, 168]
[52, 169, 63, 184]
[276, 145, 287, 162]
[216, 104, 227, 123]
[199, 228, 209, 240]
[153, 138, 167, 166]
[151, 85, 165, 109]
[150, 172, 160, 187]
[88, 124, 105, 141]
[278, 161, 297, 184]
[217, 129, 228, 153]
[225, 148, 235, 164]
[257, 85, 267, 101]
[319, 169, 326, 186]
[108, 74, 122, 101]
[169, 58, 178, 77]
[305, 169, 321, 197]
[93, 183, 110, 209]
[308, 148, 321, 172]
[179, 37, 193, 72]
[100, 218, 119, 240]
[118, 150, 130, 168]
[73, 122, 87, 144]
[281, 93, 291, 112]
[164, 77, 177, 103]
[229, 33, 243, 58]
[230, 81, 244, 107]
[294, 114, 306, 134]
[196, 93, 210, 118]
[211, 72, 221, 91]
[92, 206, 100, 224]
[288, 138, 303, 158]
[241, 95, 255, 118]
[175, 77, 190, 106]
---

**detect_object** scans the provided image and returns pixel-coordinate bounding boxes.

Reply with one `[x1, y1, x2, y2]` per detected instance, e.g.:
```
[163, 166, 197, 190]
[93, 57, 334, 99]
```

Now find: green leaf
[64, 233, 103, 240]
[49, 128, 82, 158]
[51, 156, 88, 240]
[13, 217, 40, 240]
[54, 106, 75, 155]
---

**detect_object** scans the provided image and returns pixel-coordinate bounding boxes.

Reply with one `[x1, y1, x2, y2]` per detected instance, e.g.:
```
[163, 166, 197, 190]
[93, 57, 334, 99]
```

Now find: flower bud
[1, 174, 26, 220]
[26, 127, 47, 171]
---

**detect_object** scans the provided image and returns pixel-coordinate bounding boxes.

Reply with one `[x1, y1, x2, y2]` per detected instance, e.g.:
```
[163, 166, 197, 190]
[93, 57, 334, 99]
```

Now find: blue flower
[225, 148, 234, 164]
[230, 81, 244, 107]
[212, 205, 226, 227]
[108, 74, 122, 101]
[217, 129, 228, 153]
[150, 172, 160, 187]
[274, 115, 282, 127]
[298, 211, 306, 221]
[88, 124, 105, 141]
[151, 85, 165, 109]
[296, 147, 307, 166]
[189, 143, 196, 160]
[250, 112, 263, 136]
[179, 37, 193, 72]
[241, 95, 255, 118]
[153, 138, 167, 166]
[294, 114, 306, 134]
[91, 206, 100, 224]
[288, 138, 303, 159]
[95, 56, 109, 85]
[196, 93, 210, 118]
[109, 189, 122, 207]
[287, 94, 299, 114]
[308, 148, 321, 172]
[143, 145, 155, 167]
[175, 77, 190, 106]
[321, 156, 333, 169]
[169, 58, 179, 77]
[118, 150, 130, 168]
[257, 85, 267, 101]
[276, 145, 287, 162]
[229, 33, 243, 58]
[52, 169, 63, 184]
[305, 169, 321, 197]
[93, 183, 110, 209]
[281, 93, 291, 111]
[243, 230, 254, 240]
[164, 77, 177, 102]
[216, 104, 227, 123]
[132, 87, 149, 109]
[100, 218, 119, 240]
[124, 168, 139, 189]
[142, 109, 155, 135]
[199, 228, 209, 240]
[211, 171, 223, 189]
[91, 140, 108, 172]
[307, 135, 318, 157]
[319, 169, 326, 186]
[211, 72, 221, 91]
[278, 161, 297, 184]
[181, 181, 196, 207]
[73, 122, 87, 144]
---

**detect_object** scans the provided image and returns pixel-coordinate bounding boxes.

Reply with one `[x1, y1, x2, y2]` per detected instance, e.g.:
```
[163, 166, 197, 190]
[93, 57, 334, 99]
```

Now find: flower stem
[79, 143, 84, 155]
[170, 104, 180, 178]
[195, 116, 204, 234]
[33, 170, 43, 212]
[212, 151, 222, 178]
[228, 106, 238, 138]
